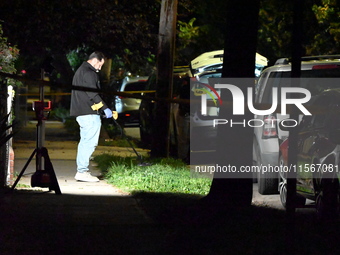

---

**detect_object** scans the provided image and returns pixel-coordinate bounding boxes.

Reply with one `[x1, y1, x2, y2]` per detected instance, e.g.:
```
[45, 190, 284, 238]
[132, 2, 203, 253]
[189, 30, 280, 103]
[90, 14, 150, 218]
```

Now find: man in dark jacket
[70, 51, 112, 182]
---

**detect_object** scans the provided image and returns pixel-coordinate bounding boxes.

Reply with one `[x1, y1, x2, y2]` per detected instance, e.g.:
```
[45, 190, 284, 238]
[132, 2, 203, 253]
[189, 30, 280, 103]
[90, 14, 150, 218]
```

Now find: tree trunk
[100, 58, 112, 85]
[204, 0, 260, 208]
[151, 0, 178, 158]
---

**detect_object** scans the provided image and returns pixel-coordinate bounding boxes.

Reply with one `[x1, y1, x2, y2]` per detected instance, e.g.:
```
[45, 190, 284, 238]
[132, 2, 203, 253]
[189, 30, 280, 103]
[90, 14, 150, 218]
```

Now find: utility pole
[151, 0, 178, 157]
[286, 0, 304, 218]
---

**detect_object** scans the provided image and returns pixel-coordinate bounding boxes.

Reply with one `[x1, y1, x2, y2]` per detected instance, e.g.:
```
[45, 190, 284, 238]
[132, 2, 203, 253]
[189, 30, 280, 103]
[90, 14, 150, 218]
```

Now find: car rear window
[281, 67, 340, 78]
[261, 67, 340, 104]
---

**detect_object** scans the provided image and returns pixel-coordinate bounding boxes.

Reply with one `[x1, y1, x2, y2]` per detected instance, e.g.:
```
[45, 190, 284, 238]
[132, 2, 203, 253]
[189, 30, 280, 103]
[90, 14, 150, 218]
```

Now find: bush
[50, 107, 70, 123]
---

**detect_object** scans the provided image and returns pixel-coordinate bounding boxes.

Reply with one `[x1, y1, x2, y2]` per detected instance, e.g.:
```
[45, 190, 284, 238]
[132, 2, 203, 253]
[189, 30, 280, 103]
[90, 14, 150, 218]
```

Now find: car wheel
[279, 161, 287, 208]
[279, 181, 287, 208]
[255, 142, 278, 195]
[278, 155, 306, 209]
[278, 154, 287, 207]
[316, 178, 339, 221]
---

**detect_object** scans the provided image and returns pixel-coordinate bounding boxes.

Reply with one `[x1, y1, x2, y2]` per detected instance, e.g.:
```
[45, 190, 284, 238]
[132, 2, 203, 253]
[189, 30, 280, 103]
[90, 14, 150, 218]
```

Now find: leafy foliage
[1, 1, 340, 79]
[0, 0, 160, 79]
[0, 22, 18, 131]
[310, 0, 340, 54]
[0, 24, 19, 74]
[66, 47, 90, 72]
[257, 0, 340, 62]
[257, 0, 294, 63]
[0, 23, 19, 188]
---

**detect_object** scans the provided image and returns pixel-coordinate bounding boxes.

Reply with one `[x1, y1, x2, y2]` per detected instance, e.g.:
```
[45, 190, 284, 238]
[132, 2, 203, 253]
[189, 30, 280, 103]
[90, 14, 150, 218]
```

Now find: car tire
[278, 155, 306, 209]
[255, 141, 278, 195]
[278, 154, 287, 207]
[316, 178, 339, 221]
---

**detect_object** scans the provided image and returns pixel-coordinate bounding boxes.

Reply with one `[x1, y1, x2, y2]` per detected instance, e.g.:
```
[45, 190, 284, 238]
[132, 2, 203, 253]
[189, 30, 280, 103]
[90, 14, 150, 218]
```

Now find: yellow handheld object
[112, 111, 118, 120]
[91, 101, 104, 111]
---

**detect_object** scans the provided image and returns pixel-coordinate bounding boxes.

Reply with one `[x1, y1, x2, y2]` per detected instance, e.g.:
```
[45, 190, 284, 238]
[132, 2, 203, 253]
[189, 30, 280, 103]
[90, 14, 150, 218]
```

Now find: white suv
[254, 55, 340, 194]
[115, 76, 148, 126]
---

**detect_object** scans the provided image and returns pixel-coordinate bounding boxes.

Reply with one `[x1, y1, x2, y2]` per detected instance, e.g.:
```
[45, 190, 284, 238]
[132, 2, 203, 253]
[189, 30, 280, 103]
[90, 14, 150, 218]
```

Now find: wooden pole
[286, 0, 304, 218]
[151, 0, 178, 157]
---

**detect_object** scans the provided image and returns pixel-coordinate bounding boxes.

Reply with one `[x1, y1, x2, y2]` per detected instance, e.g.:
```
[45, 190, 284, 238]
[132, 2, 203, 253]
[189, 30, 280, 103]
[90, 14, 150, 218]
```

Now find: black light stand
[11, 84, 61, 194]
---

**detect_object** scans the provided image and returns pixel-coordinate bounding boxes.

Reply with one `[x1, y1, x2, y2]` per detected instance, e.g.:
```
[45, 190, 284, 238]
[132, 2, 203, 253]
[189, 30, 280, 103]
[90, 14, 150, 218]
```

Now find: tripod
[11, 85, 61, 194]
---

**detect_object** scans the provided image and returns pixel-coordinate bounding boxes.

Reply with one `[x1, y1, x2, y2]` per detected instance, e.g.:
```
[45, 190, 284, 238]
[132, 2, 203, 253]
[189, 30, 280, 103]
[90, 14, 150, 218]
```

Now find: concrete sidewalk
[0, 121, 163, 254]
[13, 140, 149, 195]
[11, 120, 149, 195]
[0, 188, 164, 254]
[1, 120, 289, 254]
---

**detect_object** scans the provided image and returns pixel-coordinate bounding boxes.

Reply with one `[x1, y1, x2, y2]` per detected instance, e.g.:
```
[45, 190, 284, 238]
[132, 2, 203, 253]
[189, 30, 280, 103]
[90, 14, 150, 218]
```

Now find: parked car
[139, 67, 191, 155]
[140, 50, 267, 161]
[167, 69, 225, 161]
[188, 50, 268, 157]
[278, 89, 340, 218]
[114, 76, 148, 126]
[189, 70, 221, 154]
[254, 55, 340, 195]
[145, 50, 267, 161]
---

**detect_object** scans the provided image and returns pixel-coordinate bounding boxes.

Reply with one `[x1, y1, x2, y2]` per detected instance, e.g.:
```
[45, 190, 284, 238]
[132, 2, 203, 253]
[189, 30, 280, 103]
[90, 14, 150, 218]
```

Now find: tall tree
[309, 0, 340, 54]
[0, 0, 161, 80]
[204, 0, 260, 207]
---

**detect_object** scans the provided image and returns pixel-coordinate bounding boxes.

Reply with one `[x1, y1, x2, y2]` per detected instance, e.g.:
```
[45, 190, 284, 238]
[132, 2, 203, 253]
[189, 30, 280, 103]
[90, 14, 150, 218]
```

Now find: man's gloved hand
[112, 111, 118, 120]
[104, 108, 113, 118]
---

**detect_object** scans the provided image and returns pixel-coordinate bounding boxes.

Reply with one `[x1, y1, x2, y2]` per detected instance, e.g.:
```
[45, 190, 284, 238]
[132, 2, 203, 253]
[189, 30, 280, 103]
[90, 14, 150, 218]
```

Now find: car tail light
[312, 64, 340, 69]
[262, 114, 278, 139]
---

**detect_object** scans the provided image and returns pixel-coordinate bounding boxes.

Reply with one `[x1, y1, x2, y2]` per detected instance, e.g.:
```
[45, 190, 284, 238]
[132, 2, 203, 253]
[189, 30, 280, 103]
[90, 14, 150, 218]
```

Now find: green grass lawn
[94, 154, 212, 195]
[93, 154, 340, 254]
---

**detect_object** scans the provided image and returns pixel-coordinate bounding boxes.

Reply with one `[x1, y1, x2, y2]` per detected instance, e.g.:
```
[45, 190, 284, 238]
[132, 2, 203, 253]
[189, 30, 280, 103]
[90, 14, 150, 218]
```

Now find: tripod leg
[11, 149, 37, 191]
[41, 147, 62, 195]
